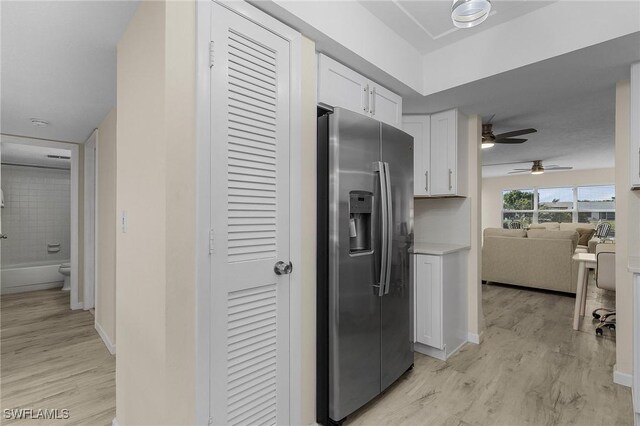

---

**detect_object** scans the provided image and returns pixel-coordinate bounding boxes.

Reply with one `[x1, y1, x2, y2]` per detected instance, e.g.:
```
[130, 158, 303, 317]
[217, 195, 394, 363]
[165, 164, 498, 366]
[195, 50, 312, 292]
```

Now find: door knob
[0, 234, 7, 239]
[274, 261, 293, 275]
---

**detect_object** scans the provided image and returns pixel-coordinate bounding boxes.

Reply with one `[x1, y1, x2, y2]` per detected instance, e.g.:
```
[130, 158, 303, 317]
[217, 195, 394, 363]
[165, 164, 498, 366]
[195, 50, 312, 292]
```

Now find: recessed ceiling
[1, 1, 138, 143]
[404, 32, 640, 177]
[2, 143, 71, 169]
[359, 0, 556, 54]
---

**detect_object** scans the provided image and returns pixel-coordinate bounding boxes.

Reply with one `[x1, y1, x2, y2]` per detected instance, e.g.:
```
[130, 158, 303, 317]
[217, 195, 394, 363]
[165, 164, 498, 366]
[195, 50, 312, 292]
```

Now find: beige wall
[614, 80, 640, 377]
[115, 1, 196, 424]
[467, 115, 483, 337]
[482, 168, 616, 231]
[96, 108, 117, 345]
[299, 35, 317, 425]
[78, 143, 85, 304]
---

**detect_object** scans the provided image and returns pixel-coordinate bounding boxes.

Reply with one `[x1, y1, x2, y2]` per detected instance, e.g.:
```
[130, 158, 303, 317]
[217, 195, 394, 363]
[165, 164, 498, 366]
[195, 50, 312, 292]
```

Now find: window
[577, 185, 615, 236]
[501, 185, 615, 233]
[538, 187, 573, 223]
[502, 189, 534, 228]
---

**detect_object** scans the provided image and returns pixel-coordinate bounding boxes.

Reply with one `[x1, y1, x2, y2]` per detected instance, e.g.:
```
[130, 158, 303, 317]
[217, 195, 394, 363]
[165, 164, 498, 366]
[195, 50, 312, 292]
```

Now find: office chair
[595, 222, 611, 240]
[592, 243, 616, 336]
[508, 221, 522, 229]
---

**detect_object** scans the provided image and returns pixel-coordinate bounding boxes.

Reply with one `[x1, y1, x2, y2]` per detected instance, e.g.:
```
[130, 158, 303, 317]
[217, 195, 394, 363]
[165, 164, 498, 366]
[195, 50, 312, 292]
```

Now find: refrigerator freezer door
[328, 108, 382, 421]
[380, 123, 414, 391]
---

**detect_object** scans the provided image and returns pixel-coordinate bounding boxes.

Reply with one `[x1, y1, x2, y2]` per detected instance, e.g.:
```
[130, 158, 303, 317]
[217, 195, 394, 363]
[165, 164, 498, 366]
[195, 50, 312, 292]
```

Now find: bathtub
[1, 260, 69, 294]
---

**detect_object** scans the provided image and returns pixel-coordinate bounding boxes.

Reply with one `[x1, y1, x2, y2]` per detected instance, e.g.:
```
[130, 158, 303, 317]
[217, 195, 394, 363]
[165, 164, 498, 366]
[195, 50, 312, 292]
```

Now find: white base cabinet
[318, 54, 403, 129]
[413, 252, 468, 360]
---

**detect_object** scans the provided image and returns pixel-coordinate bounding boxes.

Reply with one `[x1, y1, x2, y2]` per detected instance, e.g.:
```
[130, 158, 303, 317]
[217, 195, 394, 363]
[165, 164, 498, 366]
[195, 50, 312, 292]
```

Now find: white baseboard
[467, 331, 483, 344]
[71, 301, 84, 310]
[112, 417, 119, 426]
[95, 321, 116, 355]
[614, 369, 633, 388]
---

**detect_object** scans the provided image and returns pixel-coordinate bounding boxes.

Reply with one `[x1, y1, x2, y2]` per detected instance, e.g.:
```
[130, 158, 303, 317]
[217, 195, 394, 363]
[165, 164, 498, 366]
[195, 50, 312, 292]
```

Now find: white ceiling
[358, 0, 556, 55]
[1, 1, 138, 143]
[2, 143, 71, 169]
[404, 32, 640, 177]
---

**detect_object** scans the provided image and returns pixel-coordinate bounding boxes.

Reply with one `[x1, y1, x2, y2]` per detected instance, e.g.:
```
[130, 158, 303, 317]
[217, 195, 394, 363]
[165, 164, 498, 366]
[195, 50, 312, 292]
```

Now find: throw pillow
[576, 228, 596, 246]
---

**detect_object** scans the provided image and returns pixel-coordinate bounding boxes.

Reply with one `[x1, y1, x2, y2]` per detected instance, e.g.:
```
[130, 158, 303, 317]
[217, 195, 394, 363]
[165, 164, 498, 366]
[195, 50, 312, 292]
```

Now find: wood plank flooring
[347, 277, 632, 426]
[1, 289, 115, 425]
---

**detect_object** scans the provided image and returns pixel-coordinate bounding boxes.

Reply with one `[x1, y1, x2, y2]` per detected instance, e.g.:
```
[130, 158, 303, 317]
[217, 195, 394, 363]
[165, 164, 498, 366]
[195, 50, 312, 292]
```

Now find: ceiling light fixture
[531, 161, 545, 175]
[30, 118, 49, 127]
[481, 141, 495, 149]
[451, 0, 492, 29]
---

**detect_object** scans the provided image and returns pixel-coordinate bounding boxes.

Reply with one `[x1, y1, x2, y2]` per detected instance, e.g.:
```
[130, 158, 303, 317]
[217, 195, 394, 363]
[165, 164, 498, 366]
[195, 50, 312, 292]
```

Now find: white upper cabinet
[402, 115, 430, 197]
[318, 54, 403, 129]
[403, 109, 467, 197]
[631, 62, 640, 188]
[318, 54, 369, 116]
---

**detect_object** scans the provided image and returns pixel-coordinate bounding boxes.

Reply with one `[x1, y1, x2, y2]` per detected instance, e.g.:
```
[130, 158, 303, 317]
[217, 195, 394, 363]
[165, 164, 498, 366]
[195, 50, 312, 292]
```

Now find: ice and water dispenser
[349, 191, 372, 254]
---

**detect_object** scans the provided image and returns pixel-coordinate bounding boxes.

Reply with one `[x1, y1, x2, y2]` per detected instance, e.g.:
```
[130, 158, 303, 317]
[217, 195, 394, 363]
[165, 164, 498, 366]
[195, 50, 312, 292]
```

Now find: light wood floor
[1, 289, 115, 425]
[348, 277, 632, 426]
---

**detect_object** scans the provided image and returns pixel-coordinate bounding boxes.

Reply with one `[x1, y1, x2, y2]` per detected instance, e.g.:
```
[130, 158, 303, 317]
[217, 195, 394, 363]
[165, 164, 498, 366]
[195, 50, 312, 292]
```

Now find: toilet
[59, 263, 71, 291]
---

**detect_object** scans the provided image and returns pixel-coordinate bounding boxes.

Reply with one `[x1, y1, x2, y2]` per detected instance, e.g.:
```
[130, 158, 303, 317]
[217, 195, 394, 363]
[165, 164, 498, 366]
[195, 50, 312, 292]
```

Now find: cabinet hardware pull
[371, 87, 376, 115]
[449, 169, 453, 191]
[364, 85, 369, 112]
[425, 170, 428, 192]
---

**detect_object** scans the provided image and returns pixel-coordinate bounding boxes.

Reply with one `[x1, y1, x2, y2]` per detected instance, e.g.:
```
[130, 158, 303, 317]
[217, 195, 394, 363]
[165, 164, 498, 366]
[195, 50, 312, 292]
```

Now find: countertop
[411, 242, 471, 256]
[629, 256, 640, 274]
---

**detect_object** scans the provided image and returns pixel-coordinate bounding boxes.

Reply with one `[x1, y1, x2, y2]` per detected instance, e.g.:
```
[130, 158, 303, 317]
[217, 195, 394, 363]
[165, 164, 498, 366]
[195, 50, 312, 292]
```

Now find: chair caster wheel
[596, 328, 603, 336]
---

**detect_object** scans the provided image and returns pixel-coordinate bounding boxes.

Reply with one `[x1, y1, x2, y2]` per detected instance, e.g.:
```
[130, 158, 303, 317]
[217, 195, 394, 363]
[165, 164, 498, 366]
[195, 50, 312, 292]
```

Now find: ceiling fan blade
[508, 170, 530, 174]
[495, 128, 537, 139]
[495, 138, 528, 144]
[545, 166, 573, 170]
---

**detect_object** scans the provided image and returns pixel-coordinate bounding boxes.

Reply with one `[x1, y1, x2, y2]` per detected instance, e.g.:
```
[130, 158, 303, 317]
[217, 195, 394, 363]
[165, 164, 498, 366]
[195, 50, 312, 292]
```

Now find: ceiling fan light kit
[507, 160, 573, 175]
[481, 122, 537, 149]
[451, 0, 492, 29]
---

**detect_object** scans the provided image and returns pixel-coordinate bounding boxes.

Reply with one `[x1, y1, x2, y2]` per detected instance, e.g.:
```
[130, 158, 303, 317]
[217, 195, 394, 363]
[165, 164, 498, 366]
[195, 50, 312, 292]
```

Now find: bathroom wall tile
[1, 165, 71, 267]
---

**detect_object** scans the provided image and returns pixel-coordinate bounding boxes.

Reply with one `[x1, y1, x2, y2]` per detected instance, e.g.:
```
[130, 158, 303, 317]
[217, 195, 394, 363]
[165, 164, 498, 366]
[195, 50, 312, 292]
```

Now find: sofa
[482, 228, 580, 293]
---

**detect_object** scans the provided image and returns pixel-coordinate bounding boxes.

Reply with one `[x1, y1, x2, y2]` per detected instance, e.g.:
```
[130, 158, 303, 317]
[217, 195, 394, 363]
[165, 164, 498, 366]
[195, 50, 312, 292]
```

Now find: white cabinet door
[415, 255, 443, 349]
[430, 110, 457, 196]
[631, 62, 640, 188]
[210, 4, 292, 424]
[318, 54, 369, 116]
[370, 83, 402, 128]
[402, 115, 430, 196]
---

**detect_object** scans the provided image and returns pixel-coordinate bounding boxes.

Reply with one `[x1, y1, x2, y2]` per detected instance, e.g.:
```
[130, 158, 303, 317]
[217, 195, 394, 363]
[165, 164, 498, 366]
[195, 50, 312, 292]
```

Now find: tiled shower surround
[1, 165, 71, 267]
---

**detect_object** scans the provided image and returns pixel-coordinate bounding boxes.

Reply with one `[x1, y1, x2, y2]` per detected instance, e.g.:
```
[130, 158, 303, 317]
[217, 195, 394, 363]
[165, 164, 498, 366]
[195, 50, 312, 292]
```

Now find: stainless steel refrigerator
[317, 108, 414, 425]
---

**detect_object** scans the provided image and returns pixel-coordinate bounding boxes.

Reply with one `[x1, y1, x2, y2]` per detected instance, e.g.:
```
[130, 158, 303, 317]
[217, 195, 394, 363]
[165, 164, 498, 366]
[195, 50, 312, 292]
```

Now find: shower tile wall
[1, 165, 71, 267]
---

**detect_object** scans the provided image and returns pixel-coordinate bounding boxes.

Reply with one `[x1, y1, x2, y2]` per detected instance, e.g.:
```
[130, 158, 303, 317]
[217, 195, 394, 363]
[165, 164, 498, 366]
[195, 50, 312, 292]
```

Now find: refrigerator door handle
[375, 161, 388, 297]
[383, 162, 393, 294]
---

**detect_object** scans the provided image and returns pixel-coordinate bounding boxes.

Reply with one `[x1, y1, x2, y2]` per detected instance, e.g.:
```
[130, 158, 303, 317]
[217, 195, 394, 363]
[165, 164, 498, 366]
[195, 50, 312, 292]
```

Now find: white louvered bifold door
[210, 3, 290, 425]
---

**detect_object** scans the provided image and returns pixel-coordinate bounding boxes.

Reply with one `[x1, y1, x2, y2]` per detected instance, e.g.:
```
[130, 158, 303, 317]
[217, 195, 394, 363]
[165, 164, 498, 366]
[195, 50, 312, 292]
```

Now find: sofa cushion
[527, 229, 579, 250]
[484, 228, 527, 238]
[529, 222, 560, 231]
[576, 228, 596, 246]
[560, 222, 595, 232]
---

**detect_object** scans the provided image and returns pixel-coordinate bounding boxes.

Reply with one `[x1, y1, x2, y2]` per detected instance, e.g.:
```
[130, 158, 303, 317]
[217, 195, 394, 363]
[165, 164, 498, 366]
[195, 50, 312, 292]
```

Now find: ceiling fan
[482, 118, 537, 149]
[508, 160, 573, 175]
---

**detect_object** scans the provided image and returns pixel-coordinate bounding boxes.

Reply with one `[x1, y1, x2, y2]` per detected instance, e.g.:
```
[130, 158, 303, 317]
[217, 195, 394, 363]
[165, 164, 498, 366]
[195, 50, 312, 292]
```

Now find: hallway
[1, 289, 115, 425]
